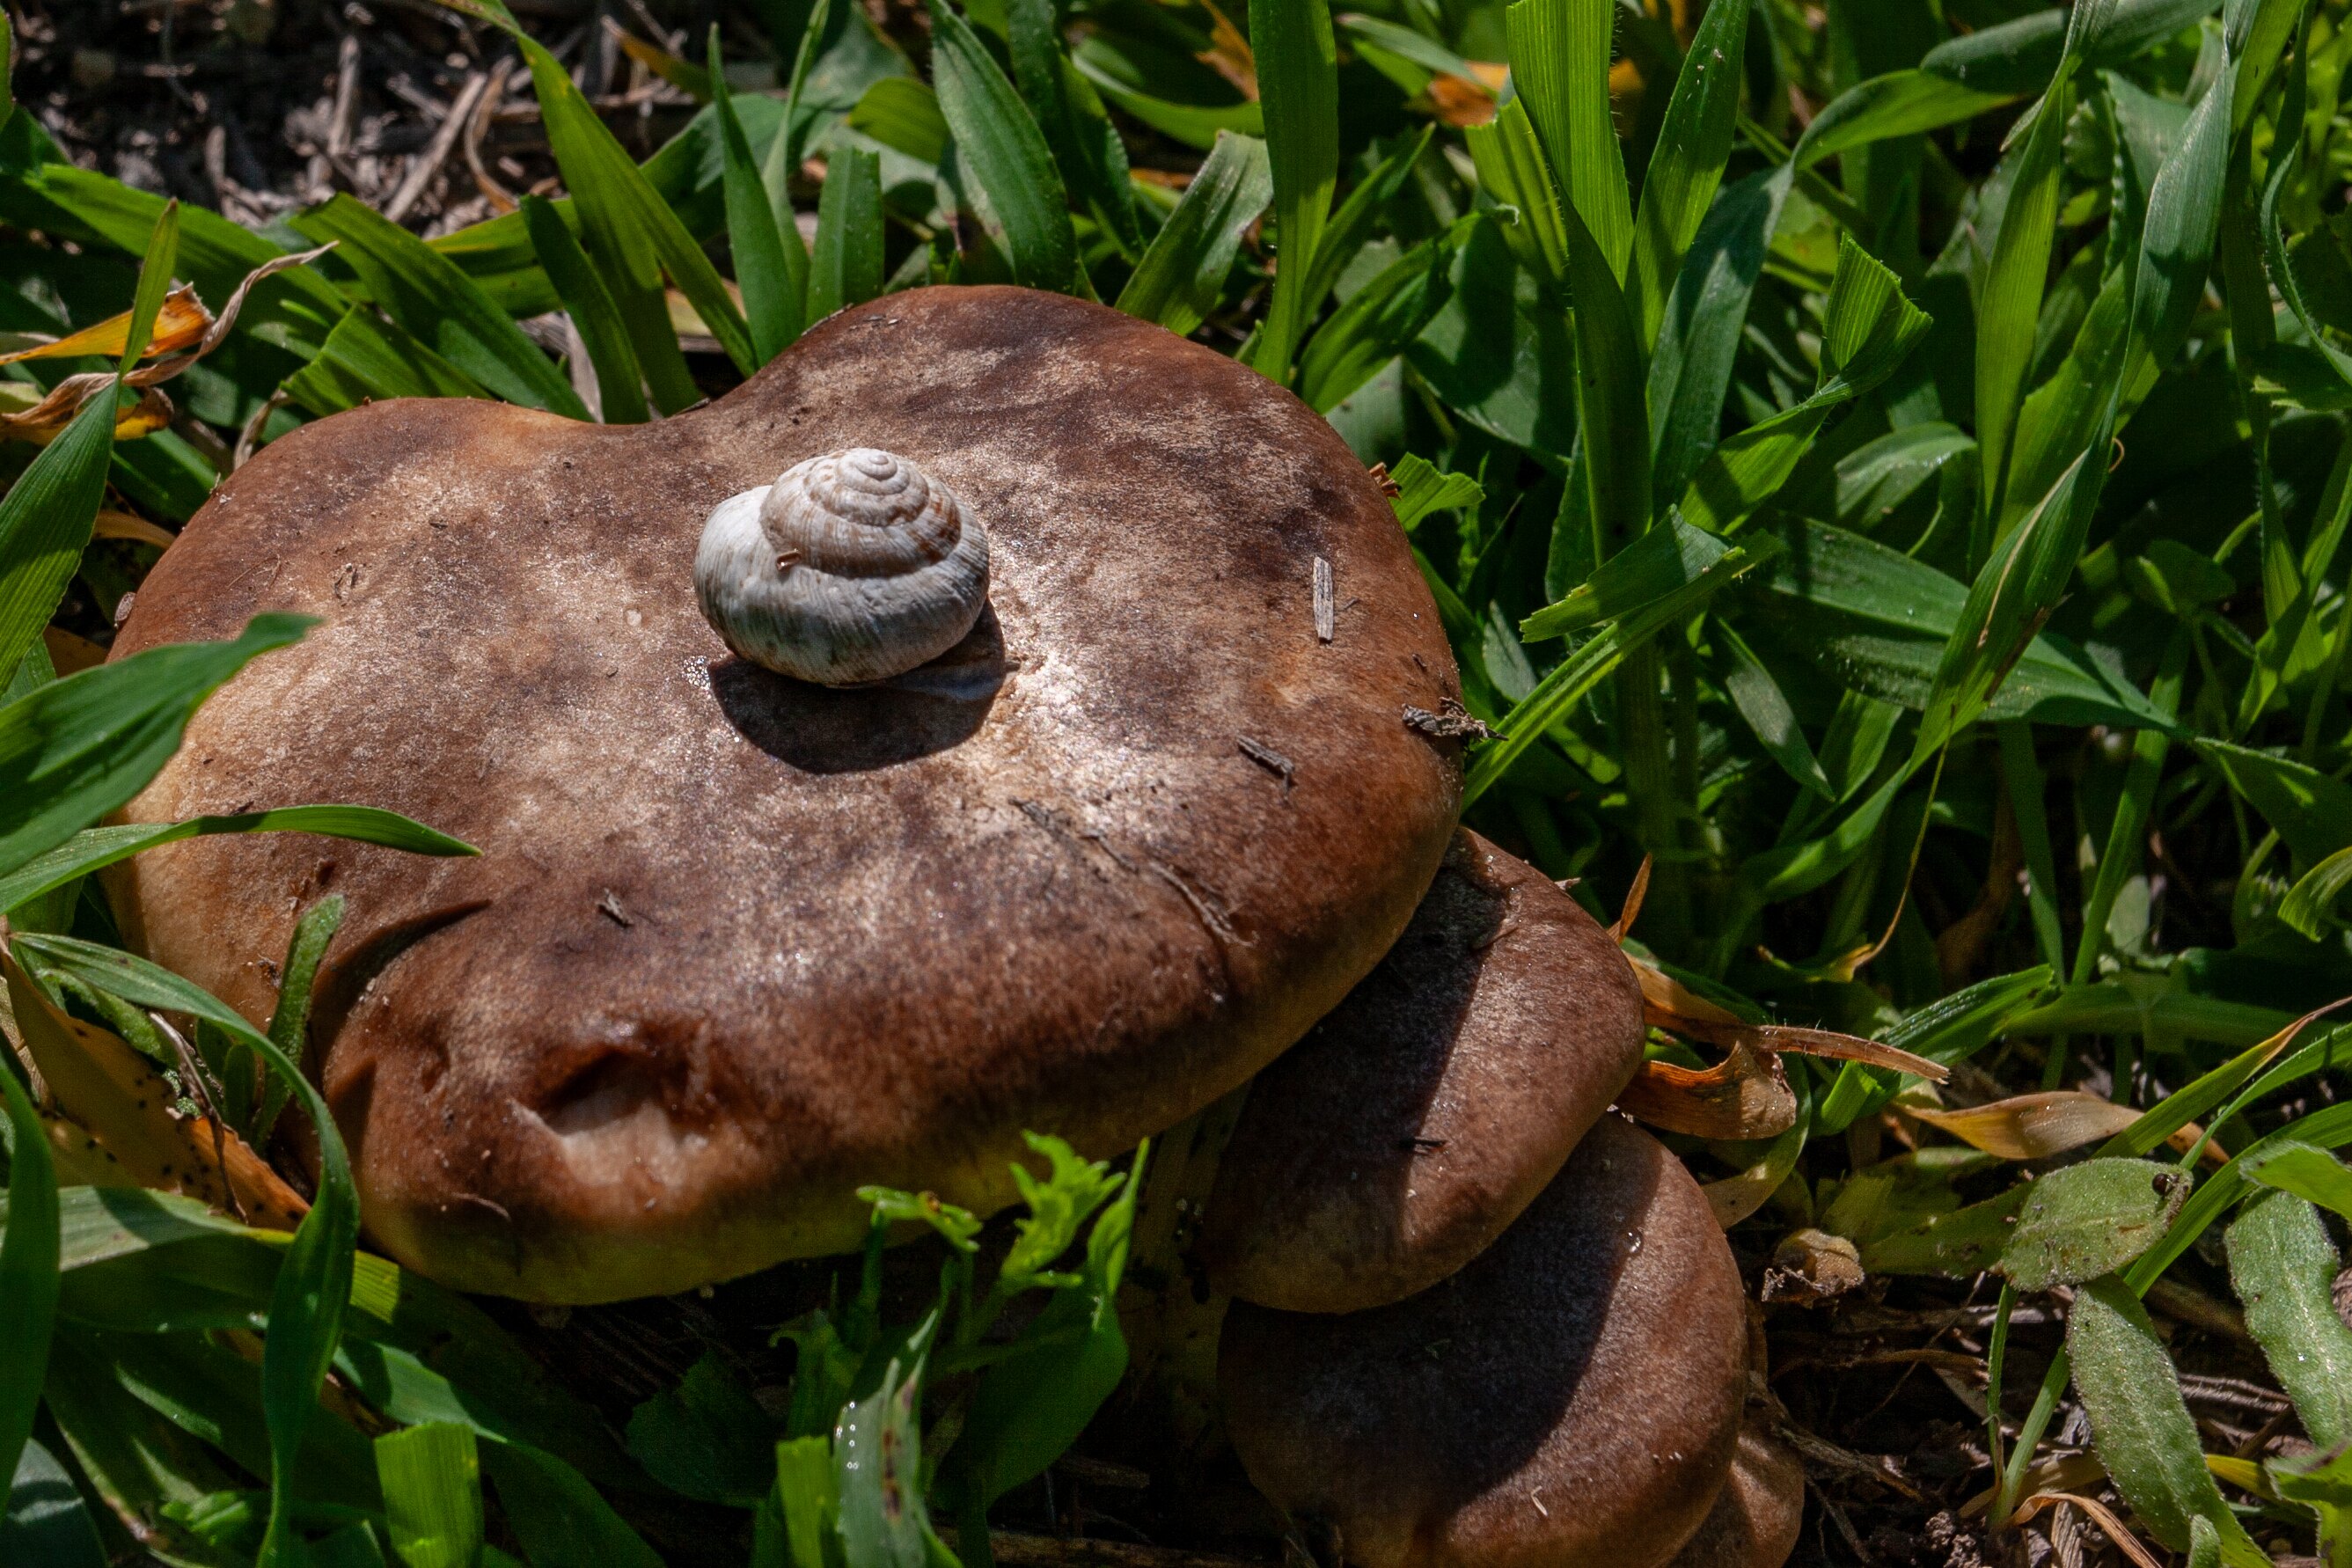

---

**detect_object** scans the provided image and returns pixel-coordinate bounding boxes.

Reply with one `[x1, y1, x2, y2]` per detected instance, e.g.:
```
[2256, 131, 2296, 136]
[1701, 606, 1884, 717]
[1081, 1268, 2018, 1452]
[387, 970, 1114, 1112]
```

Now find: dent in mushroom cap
[695, 447, 990, 685]
[1199, 830, 1645, 1314]
[1220, 1116, 1748, 1568]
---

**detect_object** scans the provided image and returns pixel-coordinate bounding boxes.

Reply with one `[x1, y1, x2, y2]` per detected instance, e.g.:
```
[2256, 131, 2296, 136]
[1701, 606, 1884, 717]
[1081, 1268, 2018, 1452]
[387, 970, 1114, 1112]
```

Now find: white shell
[694, 448, 991, 685]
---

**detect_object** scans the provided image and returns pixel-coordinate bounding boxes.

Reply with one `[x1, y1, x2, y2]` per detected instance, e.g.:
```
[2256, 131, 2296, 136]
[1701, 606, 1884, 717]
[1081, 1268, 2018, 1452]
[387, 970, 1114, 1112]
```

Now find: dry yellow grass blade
[1616, 1041, 1798, 1139]
[1627, 953, 1950, 1081]
[3, 951, 307, 1230]
[94, 508, 177, 550]
[0, 283, 211, 368]
[1906, 1089, 2224, 1166]
[2003, 1494, 2165, 1568]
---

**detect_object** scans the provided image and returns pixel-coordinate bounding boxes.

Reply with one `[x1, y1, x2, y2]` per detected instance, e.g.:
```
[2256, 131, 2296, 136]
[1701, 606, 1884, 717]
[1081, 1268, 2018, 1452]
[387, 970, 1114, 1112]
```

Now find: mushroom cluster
[106, 286, 1786, 1565]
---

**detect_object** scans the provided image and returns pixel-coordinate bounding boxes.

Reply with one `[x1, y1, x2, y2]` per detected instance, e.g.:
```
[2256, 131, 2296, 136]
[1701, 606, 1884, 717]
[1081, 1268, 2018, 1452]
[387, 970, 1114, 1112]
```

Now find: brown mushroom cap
[1198, 828, 1644, 1312]
[106, 287, 1463, 1302]
[1665, 1422, 1806, 1568]
[1220, 1115, 1748, 1568]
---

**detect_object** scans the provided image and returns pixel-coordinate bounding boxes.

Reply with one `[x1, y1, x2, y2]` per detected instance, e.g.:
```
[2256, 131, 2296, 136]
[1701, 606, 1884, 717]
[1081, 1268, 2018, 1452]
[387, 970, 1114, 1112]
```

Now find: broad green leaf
[1245, 0, 1337, 381]
[2193, 739, 2352, 868]
[468, 0, 751, 407]
[927, 0, 1078, 294]
[1521, 516, 1727, 641]
[2240, 1141, 2352, 1223]
[2226, 1189, 2352, 1451]
[805, 147, 883, 324]
[953, 1142, 1146, 1508]
[376, 1424, 485, 1568]
[1628, 0, 1750, 343]
[1998, 1159, 2191, 1291]
[11, 934, 360, 1568]
[289, 196, 587, 418]
[2067, 1275, 2270, 1566]
[1, 1439, 107, 1568]
[773, 1437, 838, 1568]
[1678, 234, 1929, 534]
[0, 614, 313, 880]
[627, 1354, 775, 1507]
[1506, 0, 1631, 278]
[1386, 453, 1484, 531]
[480, 1440, 663, 1568]
[832, 1315, 936, 1568]
[1861, 1184, 2029, 1276]
[518, 194, 648, 426]
[1406, 216, 1578, 459]
[0, 808, 473, 916]
[1115, 132, 1271, 340]
[712, 29, 803, 364]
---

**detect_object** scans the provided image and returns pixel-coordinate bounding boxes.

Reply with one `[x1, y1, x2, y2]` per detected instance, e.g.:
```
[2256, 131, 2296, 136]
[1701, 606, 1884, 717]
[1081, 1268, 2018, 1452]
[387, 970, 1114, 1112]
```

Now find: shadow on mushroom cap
[1219, 1115, 1748, 1568]
[1198, 830, 1645, 1314]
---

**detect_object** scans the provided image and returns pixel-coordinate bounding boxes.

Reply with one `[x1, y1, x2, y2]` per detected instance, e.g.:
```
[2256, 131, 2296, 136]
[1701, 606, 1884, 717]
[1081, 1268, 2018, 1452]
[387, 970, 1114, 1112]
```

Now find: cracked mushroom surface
[1219, 1114, 1748, 1568]
[1198, 828, 1645, 1312]
[103, 286, 1463, 1303]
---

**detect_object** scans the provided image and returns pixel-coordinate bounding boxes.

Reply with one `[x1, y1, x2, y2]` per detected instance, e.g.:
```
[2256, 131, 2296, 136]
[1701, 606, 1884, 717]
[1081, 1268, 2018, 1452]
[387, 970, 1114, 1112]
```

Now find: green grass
[8, 0, 2352, 1562]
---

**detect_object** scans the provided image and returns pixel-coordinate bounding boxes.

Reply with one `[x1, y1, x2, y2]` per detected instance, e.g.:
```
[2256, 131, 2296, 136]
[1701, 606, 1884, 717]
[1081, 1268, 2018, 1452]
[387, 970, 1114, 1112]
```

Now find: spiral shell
[694, 448, 991, 685]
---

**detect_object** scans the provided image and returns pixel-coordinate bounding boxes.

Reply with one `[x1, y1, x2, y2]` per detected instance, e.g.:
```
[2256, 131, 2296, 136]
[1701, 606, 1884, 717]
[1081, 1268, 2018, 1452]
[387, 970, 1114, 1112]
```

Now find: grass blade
[377, 1424, 485, 1568]
[1114, 132, 1271, 339]
[11, 934, 360, 1568]
[0, 807, 473, 918]
[1244, 0, 1337, 382]
[518, 194, 648, 426]
[0, 1042, 61, 1496]
[712, 28, 802, 365]
[289, 195, 589, 419]
[1976, 75, 2073, 531]
[1506, 0, 1632, 278]
[0, 615, 314, 881]
[926, 0, 1079, 294]
[804, 147, 883, 325]
[1628, 0, 1751, 344]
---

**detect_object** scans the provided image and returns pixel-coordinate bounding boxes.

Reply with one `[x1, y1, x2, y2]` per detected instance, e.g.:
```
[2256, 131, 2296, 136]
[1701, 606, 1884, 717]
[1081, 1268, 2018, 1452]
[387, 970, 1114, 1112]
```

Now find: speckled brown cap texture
[105, 286, 1463, 1303]
[1198, 828, 1645, 1313]
[1666, 1422, 1805, 1568]
[1219, 1115, 1748, 1568]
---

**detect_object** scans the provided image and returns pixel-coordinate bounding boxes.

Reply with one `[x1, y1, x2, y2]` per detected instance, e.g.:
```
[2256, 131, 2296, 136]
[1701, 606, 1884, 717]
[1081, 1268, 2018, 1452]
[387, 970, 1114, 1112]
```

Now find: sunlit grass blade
[1244, 0, 1337, 382]
[1647, 168, 1788, 505]
[711, 28, 802, 365]
[0, 614, 314, 881]
[1300, 127, 1432, 325]
[253, 892, 345, 1146]
[377, 1423, 486, 1568]
[1975, 75, 2073, 530]
[11, 934, 360, 1568]
[1628, 0, 1751, 344]
[518, 194, 648, 426]
[1007, 0, 1141, 258]
[1505, 0, 1631, 278]
[0, 806, 473, 918]
[1114, 132, 1271, 339]
[289, 195, 589, 419]
[926, 0, 1079, 295]
[805, 148, 883, 325]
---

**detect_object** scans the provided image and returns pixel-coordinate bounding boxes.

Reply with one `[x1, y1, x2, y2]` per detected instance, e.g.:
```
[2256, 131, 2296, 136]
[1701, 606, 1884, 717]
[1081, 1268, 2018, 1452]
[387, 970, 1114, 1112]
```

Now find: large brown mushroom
[106, 286, 1464, 1303]
[1198, 827, 1645, 1312]
[1219, 1114, 1749, 1568]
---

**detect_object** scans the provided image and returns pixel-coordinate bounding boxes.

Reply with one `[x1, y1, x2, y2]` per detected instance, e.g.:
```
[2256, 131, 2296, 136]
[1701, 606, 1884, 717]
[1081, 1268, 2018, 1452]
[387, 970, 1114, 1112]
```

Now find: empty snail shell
[694, 448, 991, 685]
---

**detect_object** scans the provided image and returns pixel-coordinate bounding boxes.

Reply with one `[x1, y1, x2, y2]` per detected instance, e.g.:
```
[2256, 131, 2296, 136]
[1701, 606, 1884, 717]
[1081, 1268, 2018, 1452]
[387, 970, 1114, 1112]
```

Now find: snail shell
[694, 448, 991, 685]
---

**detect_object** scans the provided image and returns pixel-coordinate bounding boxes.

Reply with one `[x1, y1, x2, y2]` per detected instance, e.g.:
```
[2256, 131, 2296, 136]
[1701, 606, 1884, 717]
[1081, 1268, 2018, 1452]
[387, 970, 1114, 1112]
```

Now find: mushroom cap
[1665, 1423, 1806, 1568]
[106, 287, 1463, 1302]
[1219, 1116, 1748, 1568]
[1198, 828, 1645, 1312]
